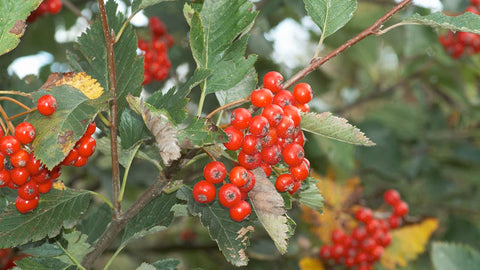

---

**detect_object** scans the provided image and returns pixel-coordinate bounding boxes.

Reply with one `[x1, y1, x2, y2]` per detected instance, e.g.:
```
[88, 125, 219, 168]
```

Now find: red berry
[238, 170, 256, 193]
[14, 122, 36, 144]
[355, 207, 373, 224]
[288, 180, 302, 194]
[85, 122, 97, 137]
[388, 215, 402, 229]
[27, 154, 44, 176]
[18, 181, 39, 200]
[263, 71, 283, 93]
[223, 126, 244, 151]
[77, 137, 96, 157]
[192, 180, 216, 203]
[0, 135, 21, 156]
[393, 201, 409, 217]
[319, 245, 332, 259]
[259, 162, 272, 177]
[283, 105, 301, 127]
[296, 103, 310, 113]
[37, 94, 57, 116]
[293, 131, 306, 146]
[289, 159, 309, 181]
[31, 170, 48, 184]
[282, 143, 305, 166]
[260, 128, 277, 148]
[229, 166, 249, 187]
[293, 83, 313, 104]
[250, 88, 273, 107]
[47, 0, 62, 14]
[62, 148, 79, 166]
[242, 135, 262, 155]
[261, 144, 282, 165]
[352, 226, 367, 241]
[230, 108, 251, 130]
[383, 189, 401, 205]
[10, 167, 30, 186]
[203, 161, 227, 184]
[262, 104, 284, 127]
[370, 245, 384, 260]
[10, 149, 29, 168]
[237, 151, 261, 170]
[331, 243, 345, 259]
[248, 115, 269, 137]
[0, 169, 10, 187]
[38, 179, 53, 193]
[275, 173, 294, 193]
[229, 200, 251, 221]
[73, 156, 89, 167]
[366, 219, 380, 234]
[276, 117, 296, 138]
[331, 228, 345, 243]
[218, 183, 241, 208]
[272, 90, 295, 108]
[15, 196, 39, 213]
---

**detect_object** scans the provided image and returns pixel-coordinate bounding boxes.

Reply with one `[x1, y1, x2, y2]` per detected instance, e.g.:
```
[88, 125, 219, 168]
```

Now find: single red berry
[77, 137, 96, 157]
[15, 196, 39, 213]
[295, 103, 310, 113]
[259, 162, 272, 177]
[37, 94, 57, 116]
[73, 156, 89, 167]
[393, 200, 409, 217]
[47, 0, 62, 14]
[27, 154, 44, 176]
[366, 219, 380, 234]
[62, 148, 79, 166]
[289, 160, 309, 181]
[276, 117, 296, 138]
[238, 170, 256, 193]
[272, 90, 295, 108]
[248, 115, 269, 137]
[352, 226, 368, 241]
[379, 231, 392, 247]
[0, 135, 21, 156]
[230, 108, 251, 130]
[31, 169, 48, 184]
[275, 173, 294, 193]
[18, 181, 39, 200]
[237, 151, 261, 170]
[14, 122, 36, 144]
[250, 88, 274, 107]
[283, 105, 301, 127]
[260, 128, 277, 148]
[263, 71, 283, 93]
[383, 189, 401, 205]
[331, 228, 345, 243]
[288, 180, 302, 195]
[331, 243, 345, 260]
[10, 149, 29, 168]
[229, 166, 249, 187]
[38, 179, 53, 193]
[388, 215, 402, 229]
[193, 180, 216, 203]
[203, 161, 227, 184]
[344, 256, 356, 267]
[242, 135, 262, 155]
[218, 183, 241, 208]
[261, 144, 282, 165]
[223, 126, 244, 151]
[293, 82, 313, 104]
[282, 143, 305, 166]
[229, 200, 252, 222]
[0, 169, 10, 187]
[355, 207, 373, 224]
[293, 131, 306, 146]
[85, 122, 97, 137]
[370, 245, 384, 260]
[319, 245, 332, 259]
[262, 104, 284, 127]
[10, 167, 30, 186]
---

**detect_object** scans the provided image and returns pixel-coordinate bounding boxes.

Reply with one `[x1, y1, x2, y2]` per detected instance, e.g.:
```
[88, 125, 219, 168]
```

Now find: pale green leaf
[215, 68, 257, 106]
[407, 12, 480, 34]
[303, 0, 357, 38]
[0, 0, 42, 56]
[301, 112, 375, 146]
[177, 117, 227, 149]
[132, 0, 174, 14]
[15, 257, 70, 270]
[56, 230, 93, 266]
[432, 242, 480, 270]
[297, 178, 324, 213]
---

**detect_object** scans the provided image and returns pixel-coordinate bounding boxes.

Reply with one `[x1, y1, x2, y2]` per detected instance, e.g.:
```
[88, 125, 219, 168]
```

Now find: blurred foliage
[1, 0, 480, 269]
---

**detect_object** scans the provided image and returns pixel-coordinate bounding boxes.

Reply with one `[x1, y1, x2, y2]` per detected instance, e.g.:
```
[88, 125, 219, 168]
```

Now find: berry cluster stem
[205, 96, 250, 120]
[97, 0, 122, 218]
[282, 0, 413, 89]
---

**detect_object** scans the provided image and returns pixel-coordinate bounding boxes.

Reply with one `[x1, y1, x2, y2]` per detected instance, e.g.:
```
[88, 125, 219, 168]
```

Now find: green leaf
[297, 178, 324, 213]
[301, 112, 375, 146]
[248, 168, 295, 254]
[28, 86, 109, 169]
[132, 0, 174, 14]
[119, 108, 149, 149]
[407, 12, 480, 34]
[0, 188, 91, 248]
[147, 68, 212, 123]
[122, 192, 176, 245]
[177, 185, 254, 267]
[15, 257, 70, 270]
[136, 263, 157, 270]
[432, 242, 480, 270]
[22, 241, 64, 257]
[55, 230, 93, 266]
[215, 68, 257, 106]
[77, 203, 112, 243]
[185, 0, 258, 95]
[177, 117, 227, 149]
[151, 258, 180, 270]
[70, 0, 143, 116]
[0, 0, 42, 56]
[303, 0, 357, 39]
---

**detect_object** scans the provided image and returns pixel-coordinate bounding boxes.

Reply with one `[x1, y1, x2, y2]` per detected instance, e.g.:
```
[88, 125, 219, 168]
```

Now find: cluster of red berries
[192, 71, 313, 222]
[60, 122, 97, 167]
[438, 0, 480, 58]
[138, 17, 174, 85]
[26, 0, 62, 23]
[0, 248, 27, 270]
[319, 189, 409, 270]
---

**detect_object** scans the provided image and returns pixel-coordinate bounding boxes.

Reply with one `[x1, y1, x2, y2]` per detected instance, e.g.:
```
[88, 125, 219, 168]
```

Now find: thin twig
[0, 90, 32, 98]
[201, 147, 215, 161]
[205, 97, 250, 120]
[373, 21, 422, 36]
[0, 105, 15, 134]
[97, 0, 122, 218]
[282, 0, 413, 89]
[7, 108, 37, 121]
[0, 97, 32, 111]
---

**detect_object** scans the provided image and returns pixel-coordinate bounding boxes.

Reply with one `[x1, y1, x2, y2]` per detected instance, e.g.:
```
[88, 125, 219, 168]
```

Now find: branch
[97, 0, 122, 218]
[282, 0, 413, 89]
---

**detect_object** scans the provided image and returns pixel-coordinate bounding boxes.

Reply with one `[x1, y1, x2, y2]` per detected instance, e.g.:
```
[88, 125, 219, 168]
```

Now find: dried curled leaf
[249, 168, 295, 254]
[40, 72, 105, 99]
[381, 218, 439, 269]
[126, 95, 181, 166]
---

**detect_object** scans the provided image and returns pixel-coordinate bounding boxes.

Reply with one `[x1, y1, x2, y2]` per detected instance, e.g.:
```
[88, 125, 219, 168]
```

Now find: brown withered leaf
[249, 168, 294, 254]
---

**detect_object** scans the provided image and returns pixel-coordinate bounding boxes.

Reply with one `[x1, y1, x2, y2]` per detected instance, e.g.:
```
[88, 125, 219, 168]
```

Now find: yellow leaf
[301, 172, 360, 243]
[55, 72, 104, 99]
[299, 257, 325, 270]
[381, 218, 439, 269]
